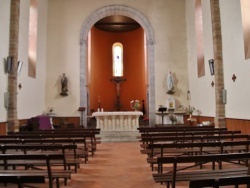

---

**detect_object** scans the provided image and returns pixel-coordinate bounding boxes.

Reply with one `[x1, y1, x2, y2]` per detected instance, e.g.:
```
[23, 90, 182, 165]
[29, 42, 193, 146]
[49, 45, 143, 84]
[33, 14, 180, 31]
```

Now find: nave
[71, 142, 163, 188]
[4, 141, 245, 188]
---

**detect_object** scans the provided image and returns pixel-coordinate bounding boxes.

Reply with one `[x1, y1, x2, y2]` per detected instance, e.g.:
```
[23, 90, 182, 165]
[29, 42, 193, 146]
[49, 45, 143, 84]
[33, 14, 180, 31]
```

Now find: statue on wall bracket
[60, 73, 68, 96]
[166, 71, 175, 94]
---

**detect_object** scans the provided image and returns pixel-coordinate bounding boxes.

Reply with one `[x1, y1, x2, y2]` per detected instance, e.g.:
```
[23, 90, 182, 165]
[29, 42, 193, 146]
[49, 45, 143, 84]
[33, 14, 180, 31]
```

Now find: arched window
[28, 0, 38, 78]
[112, 42, 123, 77]
[195, 0, 205, 77]
[241, 0, 250, 59]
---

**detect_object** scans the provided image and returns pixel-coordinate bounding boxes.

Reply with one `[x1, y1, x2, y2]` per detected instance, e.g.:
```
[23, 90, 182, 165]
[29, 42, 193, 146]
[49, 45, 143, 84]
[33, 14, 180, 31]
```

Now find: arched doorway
[79, 5, 155, 127]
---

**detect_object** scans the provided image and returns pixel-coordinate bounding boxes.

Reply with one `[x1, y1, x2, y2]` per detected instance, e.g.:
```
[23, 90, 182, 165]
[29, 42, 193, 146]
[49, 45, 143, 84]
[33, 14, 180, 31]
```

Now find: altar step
[100, 131, 140, 142]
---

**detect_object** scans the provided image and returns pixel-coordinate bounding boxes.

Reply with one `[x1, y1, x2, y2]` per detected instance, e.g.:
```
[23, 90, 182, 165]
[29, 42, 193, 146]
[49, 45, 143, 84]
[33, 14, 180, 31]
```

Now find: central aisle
[70, 142, 167, 188]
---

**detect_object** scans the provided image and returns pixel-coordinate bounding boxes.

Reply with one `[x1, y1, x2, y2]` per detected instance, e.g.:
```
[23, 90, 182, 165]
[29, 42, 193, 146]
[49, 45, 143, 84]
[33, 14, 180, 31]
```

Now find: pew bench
[139, 130, 242, 149]
[153, 152, 250, 188]
[9, 128, 101, 151]
[0, 144, 82, 173]
[145, 140, 250, 171]
[137, 125, 223, 134]
[140, 134, 250, 148]
[0, 154, 71, 188]
[0, 174, 45, 188]
[0, 138, 89, 164]
[189, 175, 250, 188]
[3, 132, 99, 157]
[145, 142, 222, 171]
[139, 130, 241, 140]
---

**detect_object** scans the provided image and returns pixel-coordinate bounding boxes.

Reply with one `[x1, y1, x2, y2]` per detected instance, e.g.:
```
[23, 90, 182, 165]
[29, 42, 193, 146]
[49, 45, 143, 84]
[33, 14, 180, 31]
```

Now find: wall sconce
[208, 59, 214, 75]
[4, 57, 23, 75]
[17, 61, 23, 75]
[187, 90, 190, 100]
[5, 56, 13, 73]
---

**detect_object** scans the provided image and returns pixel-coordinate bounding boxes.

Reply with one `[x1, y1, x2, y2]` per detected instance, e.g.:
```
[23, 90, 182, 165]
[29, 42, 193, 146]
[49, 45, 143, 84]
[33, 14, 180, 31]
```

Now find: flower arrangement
[186, 105, 195, 115]
[169, 115, 177, 124]
[130, 100, 140, 111]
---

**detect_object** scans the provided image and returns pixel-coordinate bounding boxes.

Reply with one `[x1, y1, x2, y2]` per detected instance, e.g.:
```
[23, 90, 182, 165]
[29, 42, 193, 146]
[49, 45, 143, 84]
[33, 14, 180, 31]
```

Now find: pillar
[7, 0, 20, 132]
[210, 0, 226, 128]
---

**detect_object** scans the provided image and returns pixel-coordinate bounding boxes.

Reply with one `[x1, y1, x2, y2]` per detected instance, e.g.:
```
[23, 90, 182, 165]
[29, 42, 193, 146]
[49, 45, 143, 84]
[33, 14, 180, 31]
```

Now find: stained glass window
[112, 43, 123, 77]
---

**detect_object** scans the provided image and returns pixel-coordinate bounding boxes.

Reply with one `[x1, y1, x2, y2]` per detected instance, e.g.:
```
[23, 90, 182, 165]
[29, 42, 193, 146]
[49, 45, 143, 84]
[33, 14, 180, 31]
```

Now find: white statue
[167, 71, 175, 94]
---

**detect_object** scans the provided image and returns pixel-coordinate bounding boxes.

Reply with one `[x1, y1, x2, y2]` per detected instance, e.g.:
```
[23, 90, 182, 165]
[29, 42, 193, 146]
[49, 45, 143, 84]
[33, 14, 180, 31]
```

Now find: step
[100, 131, 140, 142]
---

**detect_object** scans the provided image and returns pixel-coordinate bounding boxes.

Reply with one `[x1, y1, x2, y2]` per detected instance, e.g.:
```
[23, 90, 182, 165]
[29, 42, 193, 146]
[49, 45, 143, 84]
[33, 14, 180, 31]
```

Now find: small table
[92, 111, 143, 131]
[155, 111, 186, 125]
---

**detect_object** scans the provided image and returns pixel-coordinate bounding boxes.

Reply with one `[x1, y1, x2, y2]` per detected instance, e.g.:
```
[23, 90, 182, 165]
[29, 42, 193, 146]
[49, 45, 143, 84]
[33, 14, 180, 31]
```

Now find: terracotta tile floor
[2, 142, 247, 188]
[67, 142, 166, 188]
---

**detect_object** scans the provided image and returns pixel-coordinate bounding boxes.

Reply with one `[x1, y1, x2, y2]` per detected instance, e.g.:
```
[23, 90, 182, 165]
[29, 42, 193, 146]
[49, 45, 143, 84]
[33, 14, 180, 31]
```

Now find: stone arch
[79, 5, 155, 127]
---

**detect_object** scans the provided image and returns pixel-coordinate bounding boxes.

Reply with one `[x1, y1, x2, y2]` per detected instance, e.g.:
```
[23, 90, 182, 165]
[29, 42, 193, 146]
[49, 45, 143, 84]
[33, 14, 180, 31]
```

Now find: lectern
[158, 107, 167, 126]
[78, 107, 86, 127]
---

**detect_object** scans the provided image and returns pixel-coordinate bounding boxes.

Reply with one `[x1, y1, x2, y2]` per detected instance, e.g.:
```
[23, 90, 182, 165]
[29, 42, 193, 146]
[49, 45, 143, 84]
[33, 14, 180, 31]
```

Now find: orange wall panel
[89, 27, 146, 112]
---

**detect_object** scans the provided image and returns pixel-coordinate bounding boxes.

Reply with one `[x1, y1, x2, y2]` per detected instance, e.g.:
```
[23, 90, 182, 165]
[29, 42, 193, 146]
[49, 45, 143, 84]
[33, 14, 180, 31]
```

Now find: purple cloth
[36, 115, 52, 130]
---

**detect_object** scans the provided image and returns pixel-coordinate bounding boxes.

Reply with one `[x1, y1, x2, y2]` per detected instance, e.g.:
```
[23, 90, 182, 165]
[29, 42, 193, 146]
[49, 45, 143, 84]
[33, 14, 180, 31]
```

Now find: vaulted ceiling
[94, 15, 141, 32]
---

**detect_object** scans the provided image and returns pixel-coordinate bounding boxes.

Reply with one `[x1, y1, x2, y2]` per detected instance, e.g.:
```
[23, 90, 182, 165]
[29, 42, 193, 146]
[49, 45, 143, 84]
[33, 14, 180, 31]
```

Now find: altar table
[92, 111, 143, 131]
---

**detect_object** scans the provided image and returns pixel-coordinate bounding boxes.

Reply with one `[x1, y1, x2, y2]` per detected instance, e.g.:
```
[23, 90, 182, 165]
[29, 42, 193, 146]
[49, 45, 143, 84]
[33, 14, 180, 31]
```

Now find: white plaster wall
[186, 0, 216, 117]
[17, 0, 48, 119]
[0, 1, 10, 122]
[220, 0, 250, 119]
[46, 0, 189, 117]
[186, 0, 250, 119]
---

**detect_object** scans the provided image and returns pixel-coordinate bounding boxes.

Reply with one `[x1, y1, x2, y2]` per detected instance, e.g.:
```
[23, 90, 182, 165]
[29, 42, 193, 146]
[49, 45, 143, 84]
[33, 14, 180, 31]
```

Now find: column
[210, 0, 226, 128]
[8, 0, 20, 132]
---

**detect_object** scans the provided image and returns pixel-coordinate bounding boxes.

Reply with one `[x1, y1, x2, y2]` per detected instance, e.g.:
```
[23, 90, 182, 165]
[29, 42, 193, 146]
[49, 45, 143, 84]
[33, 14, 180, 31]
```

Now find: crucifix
[111, 77, 126, 111]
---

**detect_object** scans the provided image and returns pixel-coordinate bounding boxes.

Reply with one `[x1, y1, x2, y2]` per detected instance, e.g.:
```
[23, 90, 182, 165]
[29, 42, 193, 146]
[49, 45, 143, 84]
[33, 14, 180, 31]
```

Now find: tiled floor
[68, 142, 166, 188]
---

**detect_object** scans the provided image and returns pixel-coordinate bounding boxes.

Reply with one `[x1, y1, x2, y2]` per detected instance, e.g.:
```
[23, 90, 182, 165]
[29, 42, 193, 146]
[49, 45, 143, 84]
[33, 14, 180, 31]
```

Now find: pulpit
[78, 107, 86, 127]
[92, 111, 143, 131]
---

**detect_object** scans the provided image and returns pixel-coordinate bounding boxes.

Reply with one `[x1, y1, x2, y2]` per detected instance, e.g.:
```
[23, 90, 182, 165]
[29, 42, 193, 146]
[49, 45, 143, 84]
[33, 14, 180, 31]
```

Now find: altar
[92, 111, 143, 131]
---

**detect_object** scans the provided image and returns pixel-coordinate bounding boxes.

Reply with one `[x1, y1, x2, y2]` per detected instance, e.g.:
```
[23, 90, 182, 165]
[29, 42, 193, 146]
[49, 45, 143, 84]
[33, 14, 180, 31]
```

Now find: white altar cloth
[92, 111, 143, 131]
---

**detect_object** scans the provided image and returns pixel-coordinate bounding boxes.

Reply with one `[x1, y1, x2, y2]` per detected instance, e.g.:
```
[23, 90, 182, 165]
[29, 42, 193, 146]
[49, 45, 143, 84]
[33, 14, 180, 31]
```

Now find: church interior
[1, 0, 250, 187]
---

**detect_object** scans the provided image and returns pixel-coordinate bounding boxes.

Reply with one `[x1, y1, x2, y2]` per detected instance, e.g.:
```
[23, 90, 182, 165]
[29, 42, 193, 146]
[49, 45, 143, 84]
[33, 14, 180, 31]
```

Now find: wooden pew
[10, 131, 98, 152]
[189, 175, 250, 188]
[0, 138, 88, 164]
[145, 140, 250, 171]
[1, 132, 98, 157]
[0, 154, 71, 188]
[137, 125, 220, 134]
[10, 128, 101, 135]
[0, 174, 45, 188]
[139, 130, 241, 138]
[0, 144, 81, 173]
[153, 152, 250, 188]
[146, 142, 221, 171]
[139, 130, 242, 148]
[140, 134, 250, 146]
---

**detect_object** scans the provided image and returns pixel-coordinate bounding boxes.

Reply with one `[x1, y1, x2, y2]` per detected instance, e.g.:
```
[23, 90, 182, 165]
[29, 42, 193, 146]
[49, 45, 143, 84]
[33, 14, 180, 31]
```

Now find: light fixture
[5, 56, 13, 73]
[208, 59, 214, 75]
[17, 61, 23, 75]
